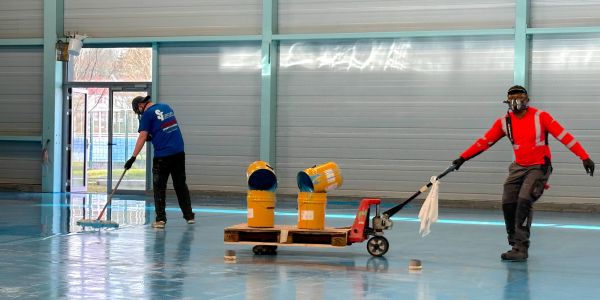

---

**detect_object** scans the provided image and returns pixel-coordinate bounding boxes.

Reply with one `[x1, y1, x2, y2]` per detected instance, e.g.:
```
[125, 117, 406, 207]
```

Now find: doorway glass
[111, 91, 148, 191]
[68, 87, 148, 193]
[70, 91, 88, 192]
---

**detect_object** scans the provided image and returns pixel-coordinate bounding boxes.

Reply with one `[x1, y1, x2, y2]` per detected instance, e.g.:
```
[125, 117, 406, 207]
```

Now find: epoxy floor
[1, 192, 600, 299]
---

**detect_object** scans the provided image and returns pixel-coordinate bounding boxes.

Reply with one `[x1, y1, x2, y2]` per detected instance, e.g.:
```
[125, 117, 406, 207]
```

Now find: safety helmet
[504, 85, 528, 112]
[131, 95, 151, 116]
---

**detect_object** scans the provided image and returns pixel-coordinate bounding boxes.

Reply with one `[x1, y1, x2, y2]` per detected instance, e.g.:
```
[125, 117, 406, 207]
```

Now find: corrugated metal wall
[276, 37, 516, 201]
[2, 1, 599, 203]
[0, 142, 42, 189]
[279, 0, 515, 33]
[0, 47, 43, 189]
[63, 0, 262, 37]
[529, 34, 600, 202]
[0, 48, 43, 135]
[158, 44, 261, 192]
[531, 1, 600, 28]
[0, 0, 43, 38]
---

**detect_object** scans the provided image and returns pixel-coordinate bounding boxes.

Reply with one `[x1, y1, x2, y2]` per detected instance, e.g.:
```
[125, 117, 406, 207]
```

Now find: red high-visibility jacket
[461, 106, 589, 166]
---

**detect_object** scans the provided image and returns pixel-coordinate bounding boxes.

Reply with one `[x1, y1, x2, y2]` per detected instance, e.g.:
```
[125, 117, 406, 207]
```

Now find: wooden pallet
[224, 224, 350, 247]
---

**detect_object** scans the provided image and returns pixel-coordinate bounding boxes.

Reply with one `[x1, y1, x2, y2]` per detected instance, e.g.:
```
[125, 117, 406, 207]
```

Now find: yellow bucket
[297, 192, 327, 230]
[247, 190, 276, 228]
[297, 162, 343, 193]
[246, 160, 278, 191]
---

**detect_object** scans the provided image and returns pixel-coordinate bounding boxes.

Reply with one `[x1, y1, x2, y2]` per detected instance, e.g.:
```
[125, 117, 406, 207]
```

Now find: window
[68, 48, 152, 82]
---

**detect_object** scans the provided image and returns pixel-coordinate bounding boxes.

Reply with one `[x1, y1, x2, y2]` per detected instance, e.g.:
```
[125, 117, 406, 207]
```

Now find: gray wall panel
[0, 47, 43, 135]
[0, 0, 43, 38]
[529, 34, 600, 203]
[531, 1, 600, 28]
[277, 37, 524, 202]
[279, 0, 514, 33]
[64, 0, 261, 37]
[0, 142, 41, 188]
[159, 44, 261, 192]
[0, 47, 43, 190]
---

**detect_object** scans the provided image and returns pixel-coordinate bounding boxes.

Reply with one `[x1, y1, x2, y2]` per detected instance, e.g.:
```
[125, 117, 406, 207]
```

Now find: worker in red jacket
[452, 85, 595, 261]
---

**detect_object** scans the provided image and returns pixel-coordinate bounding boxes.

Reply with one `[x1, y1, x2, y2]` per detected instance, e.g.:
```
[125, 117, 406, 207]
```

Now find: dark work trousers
[153, 152, 195, 222]
[502, 162, 552, 249]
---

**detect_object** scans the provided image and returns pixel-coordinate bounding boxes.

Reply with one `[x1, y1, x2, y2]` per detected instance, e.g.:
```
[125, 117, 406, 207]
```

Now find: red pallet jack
[225, 165, 456, 257]
[344, 165, 456, 256]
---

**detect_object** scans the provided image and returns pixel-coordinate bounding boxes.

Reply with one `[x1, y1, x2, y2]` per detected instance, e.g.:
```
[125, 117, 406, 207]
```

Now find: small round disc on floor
[409, 259, 422, 271]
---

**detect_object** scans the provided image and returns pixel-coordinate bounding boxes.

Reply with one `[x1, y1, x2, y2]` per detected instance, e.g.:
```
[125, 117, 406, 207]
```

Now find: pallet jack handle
[382, 164, 456, 218]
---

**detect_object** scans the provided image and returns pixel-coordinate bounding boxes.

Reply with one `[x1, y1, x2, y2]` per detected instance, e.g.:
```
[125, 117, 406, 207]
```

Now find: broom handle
[96, 169, 127, 220]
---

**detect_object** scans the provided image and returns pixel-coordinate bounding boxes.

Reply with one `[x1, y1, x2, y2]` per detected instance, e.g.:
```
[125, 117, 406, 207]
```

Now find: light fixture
[67, 33, 88, 56]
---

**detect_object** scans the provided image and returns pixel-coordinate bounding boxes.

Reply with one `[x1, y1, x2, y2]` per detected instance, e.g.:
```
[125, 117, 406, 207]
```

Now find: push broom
[77, 169, 127, 229]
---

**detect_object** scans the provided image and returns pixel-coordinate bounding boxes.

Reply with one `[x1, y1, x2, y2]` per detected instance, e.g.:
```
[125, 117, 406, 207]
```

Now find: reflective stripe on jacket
[460, 106, 589, 166]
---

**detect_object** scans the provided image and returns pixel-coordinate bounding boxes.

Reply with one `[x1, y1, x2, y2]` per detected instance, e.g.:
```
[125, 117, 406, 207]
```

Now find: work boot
[501, 246, 528, 261]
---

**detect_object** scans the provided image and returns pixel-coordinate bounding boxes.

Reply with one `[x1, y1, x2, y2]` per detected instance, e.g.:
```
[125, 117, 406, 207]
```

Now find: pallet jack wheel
[252, 245, 278, 255]
[366, 236, 389, 257]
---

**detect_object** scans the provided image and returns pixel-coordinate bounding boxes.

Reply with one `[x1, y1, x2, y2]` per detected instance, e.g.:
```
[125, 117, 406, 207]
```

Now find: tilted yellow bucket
[246, 161, 278, 191]
[297, 192, 327, 230]
[297, 162, 343, 193]
[247, 190, 276, 228]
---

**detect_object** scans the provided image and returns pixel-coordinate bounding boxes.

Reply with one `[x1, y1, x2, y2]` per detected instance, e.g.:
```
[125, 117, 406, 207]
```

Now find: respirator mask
[503, 98, 528, 112]
[504, 86, 529, 113]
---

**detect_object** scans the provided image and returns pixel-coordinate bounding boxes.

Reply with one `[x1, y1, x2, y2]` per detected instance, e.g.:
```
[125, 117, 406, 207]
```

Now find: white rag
[418, 176, 439, 237]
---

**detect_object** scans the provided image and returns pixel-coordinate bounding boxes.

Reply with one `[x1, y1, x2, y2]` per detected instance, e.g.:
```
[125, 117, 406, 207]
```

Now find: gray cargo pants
[501, 162, 552, 248]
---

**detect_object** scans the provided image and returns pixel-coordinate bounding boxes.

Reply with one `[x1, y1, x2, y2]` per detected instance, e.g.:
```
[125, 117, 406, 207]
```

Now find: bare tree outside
[70, 48, 152, 82]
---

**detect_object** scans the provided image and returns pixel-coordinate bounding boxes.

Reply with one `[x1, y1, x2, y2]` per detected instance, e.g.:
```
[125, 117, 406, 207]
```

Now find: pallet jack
[344, 164, 456, 256]
[227, 165, 456, 257]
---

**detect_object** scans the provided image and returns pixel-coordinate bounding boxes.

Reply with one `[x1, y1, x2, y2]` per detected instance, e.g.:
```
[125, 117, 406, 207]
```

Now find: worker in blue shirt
[125, 95, 195, 228]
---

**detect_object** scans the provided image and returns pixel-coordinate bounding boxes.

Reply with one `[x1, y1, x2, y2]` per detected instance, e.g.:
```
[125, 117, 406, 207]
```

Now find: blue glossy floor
[1, 192, 600, 299]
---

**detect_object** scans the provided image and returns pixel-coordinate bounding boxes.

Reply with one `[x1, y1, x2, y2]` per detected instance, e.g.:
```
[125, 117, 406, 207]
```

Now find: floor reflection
[1, 192, 600, 299]
[68, 194, 147, 231]
[146, 226, 195, 299]
[503, 262, 530, 300]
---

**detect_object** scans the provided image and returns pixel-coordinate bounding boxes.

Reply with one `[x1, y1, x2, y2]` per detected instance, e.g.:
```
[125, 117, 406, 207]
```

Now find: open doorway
[65, 47, 152, 194]
[67, 86, 150, 193]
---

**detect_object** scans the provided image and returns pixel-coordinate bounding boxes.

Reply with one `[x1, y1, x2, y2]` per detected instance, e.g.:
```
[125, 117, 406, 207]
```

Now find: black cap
[131, 95, 151, 115]
[507, 85, 528, 95]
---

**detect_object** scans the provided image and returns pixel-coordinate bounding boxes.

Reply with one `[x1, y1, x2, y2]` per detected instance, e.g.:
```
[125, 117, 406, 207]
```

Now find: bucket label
[301, 210, 314, 220]
[325, 169, 336, 183]
[248, 208, 254, 219]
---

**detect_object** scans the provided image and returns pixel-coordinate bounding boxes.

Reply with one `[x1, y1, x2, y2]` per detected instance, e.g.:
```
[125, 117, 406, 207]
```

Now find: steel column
[260, 0, 278, 164]
[514, 0, 530, 86]
[42, 0, 64, 192]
